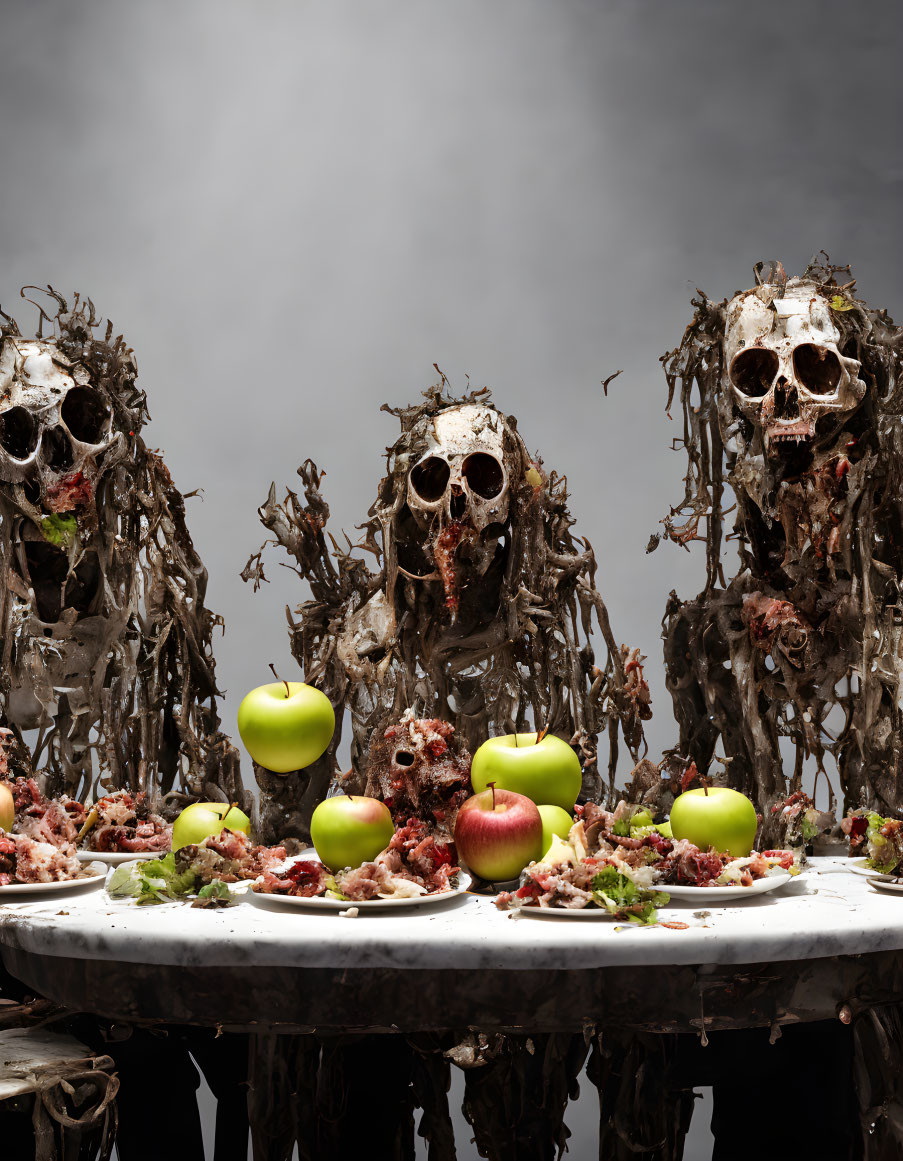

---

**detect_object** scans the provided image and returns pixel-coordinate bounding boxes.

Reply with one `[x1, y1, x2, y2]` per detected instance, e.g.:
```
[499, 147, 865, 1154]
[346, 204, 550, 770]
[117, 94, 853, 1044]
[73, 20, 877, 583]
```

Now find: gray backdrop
[1, 2, 900, 1156]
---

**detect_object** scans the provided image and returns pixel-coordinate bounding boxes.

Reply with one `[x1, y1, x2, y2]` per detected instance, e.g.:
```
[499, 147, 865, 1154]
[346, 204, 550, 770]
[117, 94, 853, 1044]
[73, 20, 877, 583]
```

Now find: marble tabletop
[0, 858, 899, 973]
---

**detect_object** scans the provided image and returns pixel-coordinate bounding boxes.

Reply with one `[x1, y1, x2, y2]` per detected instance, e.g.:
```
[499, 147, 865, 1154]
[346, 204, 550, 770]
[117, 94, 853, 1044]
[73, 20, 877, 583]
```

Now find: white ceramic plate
[77, 849, 165, 865]
[511, 903, 618, 919]
[250, 872, 472, 911]
[0, 864, 107, 896]
[849, 858, 894, 881]
[867, 876, 903, 894]
[656, 870, 793, 901]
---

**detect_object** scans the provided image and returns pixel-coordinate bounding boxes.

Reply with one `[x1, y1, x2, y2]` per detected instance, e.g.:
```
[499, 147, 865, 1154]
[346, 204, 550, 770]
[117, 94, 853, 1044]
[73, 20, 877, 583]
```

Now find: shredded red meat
[45, 470, 93, 513]
[255, 860, 330, 897]
[432, 520, 470, 614]
[498, 799, 795, 910]
[762, 849, 795, 870]
[86, 790, 172, 853]
[253, 818, 460, 900]
[179, 828, 287, 884]
[366, 712, 472, 836]
[841, 813, 870, 856]
[654, 838, 726, 886]
[1, 832, 83, 884]
[0, 832, 16, 885]
[1, 778, 86, 848]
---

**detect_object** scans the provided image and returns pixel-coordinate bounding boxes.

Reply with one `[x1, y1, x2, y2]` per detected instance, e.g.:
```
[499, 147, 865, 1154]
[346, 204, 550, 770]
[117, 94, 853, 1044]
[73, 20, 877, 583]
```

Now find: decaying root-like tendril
[0, 288, 248, 812]
[244, 374, 651, 845]
[656, 255, 903, 841]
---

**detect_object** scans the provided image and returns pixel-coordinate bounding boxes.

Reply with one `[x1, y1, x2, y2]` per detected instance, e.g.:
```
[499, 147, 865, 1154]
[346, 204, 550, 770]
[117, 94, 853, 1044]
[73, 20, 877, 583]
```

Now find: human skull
[0, 336, 129, 637]
[406, 404, 512, 533]
[723, 278, 866, 455]
[0, 337, 124, 500]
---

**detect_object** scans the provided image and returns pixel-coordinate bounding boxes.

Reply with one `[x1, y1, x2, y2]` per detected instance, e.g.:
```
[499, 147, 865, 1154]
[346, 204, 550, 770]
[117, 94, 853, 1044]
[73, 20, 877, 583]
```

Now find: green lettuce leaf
[801, 815, 819, 842]
[590, 865, 669, 925]
[107, 852, 201, 905]
[40, 513, 77, 548]
[106, 862, 143, 898]
[191, 880, 236, 908]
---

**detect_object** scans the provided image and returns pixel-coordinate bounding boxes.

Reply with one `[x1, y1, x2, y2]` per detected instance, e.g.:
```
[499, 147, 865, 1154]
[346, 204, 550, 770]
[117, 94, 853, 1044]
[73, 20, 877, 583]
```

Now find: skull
[0, 336, 127, 637]
[401, 403, 516, 616]
[723, 278, 866, 456]
[0, 337, 124, 502]
[406, 404, 512, 533]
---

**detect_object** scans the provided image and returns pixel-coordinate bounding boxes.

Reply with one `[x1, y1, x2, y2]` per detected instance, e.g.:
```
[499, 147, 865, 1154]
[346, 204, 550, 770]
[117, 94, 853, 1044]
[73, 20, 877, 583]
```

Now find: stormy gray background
[1, 1, 900, 1157]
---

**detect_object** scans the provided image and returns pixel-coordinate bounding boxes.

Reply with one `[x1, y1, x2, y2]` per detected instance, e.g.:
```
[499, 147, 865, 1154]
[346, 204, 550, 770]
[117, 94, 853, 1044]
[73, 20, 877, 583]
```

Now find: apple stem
[536, 724, 549, 745]
[269, 662, 290, 699]
[700, 775, 709, 796]
[488, 781, 496, 811]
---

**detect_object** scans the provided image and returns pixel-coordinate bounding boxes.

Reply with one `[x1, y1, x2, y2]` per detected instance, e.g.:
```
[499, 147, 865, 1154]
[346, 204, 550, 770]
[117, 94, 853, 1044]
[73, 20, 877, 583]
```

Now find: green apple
[0, 783, 13, 833]
[470, 733, 581, 811]
[669, 787, 758, 857]
[537, 804, 573, 857]
[453, 786, 543, 881]
[237, 681, 335, 773]
[173, 802, 251, 851]
[310, 794, 395, 872]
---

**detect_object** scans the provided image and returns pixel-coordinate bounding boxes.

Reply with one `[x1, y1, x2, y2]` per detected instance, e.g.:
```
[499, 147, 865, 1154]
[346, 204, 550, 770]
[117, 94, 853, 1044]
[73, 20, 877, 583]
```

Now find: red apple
[453, 785, 543, 881]
[0, 783, 13, 833]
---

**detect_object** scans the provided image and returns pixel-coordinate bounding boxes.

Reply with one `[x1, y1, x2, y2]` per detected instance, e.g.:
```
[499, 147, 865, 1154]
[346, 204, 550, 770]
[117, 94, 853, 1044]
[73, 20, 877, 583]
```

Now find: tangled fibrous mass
[0, 288, 247, 813]
[657, 255, 903, 843]
[244, 375, 651, 845]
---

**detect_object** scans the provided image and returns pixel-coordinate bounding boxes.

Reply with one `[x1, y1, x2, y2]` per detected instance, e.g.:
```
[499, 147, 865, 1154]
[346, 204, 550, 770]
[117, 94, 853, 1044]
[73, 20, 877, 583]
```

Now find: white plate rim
[849, 858, 894, 881]
[509, 902, 618, 919]
[0, 866, 107, 895]
[867, 876, 903, 893]
[653, 869, 793, 901]
[77, 849, 165, 865]
[249, 871, 472, 910]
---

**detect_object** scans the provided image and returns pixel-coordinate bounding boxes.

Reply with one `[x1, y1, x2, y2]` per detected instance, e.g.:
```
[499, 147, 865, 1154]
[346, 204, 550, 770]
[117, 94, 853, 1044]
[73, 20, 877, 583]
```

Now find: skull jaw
[431, 517, 508, 620]
[765, 418, 816, 450]
[394, 517, 508, 629]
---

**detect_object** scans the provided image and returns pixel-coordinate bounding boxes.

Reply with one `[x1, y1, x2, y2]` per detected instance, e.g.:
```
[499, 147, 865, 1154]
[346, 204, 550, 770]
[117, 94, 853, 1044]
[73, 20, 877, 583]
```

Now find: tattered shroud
[0, 289, 247, 811]
[244, 379, 650, 845]
[657, 257, 903, 835]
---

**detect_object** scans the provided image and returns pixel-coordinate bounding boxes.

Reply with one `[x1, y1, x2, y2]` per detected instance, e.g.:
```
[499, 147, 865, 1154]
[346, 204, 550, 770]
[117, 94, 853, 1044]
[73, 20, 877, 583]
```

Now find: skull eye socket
[729, 348, 779, 397]
[792, 344, 842, 395]
[410, 456, 450, 503]
[42, 427, 74, 472]
[394, 750, 415, 767]
[61, 386, 111, 443]
[462, 453, 504, 499]
[0, 406, 38, 459]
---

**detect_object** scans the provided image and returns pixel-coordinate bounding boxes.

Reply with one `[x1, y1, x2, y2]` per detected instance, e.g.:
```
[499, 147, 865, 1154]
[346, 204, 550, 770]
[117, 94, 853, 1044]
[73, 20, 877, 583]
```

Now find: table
[0, 858, 901, 1034]
[3, 858, 902, 1160]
